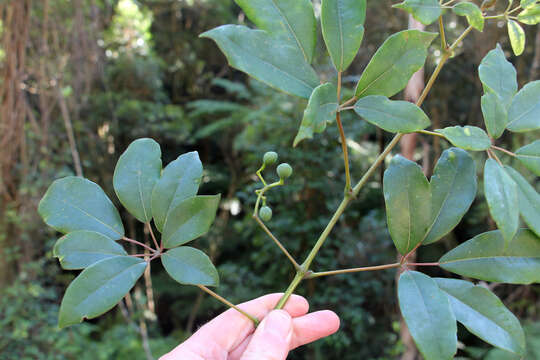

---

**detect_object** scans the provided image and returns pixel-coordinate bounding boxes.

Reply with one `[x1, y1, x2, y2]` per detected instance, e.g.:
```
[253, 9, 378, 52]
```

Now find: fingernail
[264, 310, 292, 343]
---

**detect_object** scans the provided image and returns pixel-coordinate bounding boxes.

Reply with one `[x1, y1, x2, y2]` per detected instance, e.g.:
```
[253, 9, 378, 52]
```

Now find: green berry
[263, 151, 278, 165]
[277, 163, 293, 179]
[259, 206, 272, 221]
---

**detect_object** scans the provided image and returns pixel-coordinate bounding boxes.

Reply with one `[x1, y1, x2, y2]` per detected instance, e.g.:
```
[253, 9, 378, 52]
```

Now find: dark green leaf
[151, 152, 203, 232]
[518, 6, 540, 24]
[113, 138, 162, 223]
[398, 271, 457, 360]
[423, 148, 477, 245]
[484, 159, 519, 244]
[235, 0, 317, 63]
[383, 156, 431, 254]
[435, 278, 526, 356]
[393, 0, 442, 25]
[453, 2, 484, 31]
[515, 140, 540, 176]
[201, 25, 319, 99]
[478, 44, 517, 107]
[439, 229, 540, 284]
[162, 195, 221, 248]
[353, 96, 430, 133]
[508, 20, 525, 56]
[321, 0, 366, 71]
[294, 83, 338, 147]
[436, 126, 491, 151]
[505, 166, 540, 237]
[53, 231, 127, 270]
[38, 177, 124, 239]
[161, 246, 219, 286]
[507, 81, 540, 132]
[354, 30, 437, 98]
[58, 256, 147, 328]
[481, 92, 508, 139]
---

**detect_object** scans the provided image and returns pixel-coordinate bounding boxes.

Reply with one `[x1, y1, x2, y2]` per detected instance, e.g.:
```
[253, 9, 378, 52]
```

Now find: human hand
[160, 293, 340, 360]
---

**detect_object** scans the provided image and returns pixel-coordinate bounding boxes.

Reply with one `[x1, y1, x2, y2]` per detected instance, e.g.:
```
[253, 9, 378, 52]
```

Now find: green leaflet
[354, 30, 437, 98]
[508, 20, 525, 56]
[478, 44, 518, 108]
[353, 95, 430, 133]
[321, 0, 366, 71]
[481, 92, 508, 139]
[234, 0, 317, 63]
[515, 140, 540, 176]
[58, 256, 147, 328]
[383, 155, 431, 254]
[53, 231, 127, 270]
[505, 166, 540, 237]
[439, 229, 540, 284]
[436, 126, 491, 151]
[162, 195, 221, 248]
[423, 148, 477, 245]
[38, 176, 124, 240]
[484, 159, 519, 244]
[151, 152, 203, 232]
[398, 271, 457, 360]
[161, 246, 219, 287]
[453, 2, 484, 31]
[507, 80, 540, 132]
[435, 278, 526, 356]
[393, 0, 442, 25]
[517, 6, 540, 25]
[113, 138, 162, 223]
[294, 83, 338, 147]
[521, 0, 538, 9]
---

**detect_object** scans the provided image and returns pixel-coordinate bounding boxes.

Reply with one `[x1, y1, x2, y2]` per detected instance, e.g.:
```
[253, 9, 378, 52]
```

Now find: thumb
[240, 310, 293, 360]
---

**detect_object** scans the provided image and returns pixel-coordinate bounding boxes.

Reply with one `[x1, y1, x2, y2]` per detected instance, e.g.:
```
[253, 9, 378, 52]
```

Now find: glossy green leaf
[294, 83, 338, 147]
[200, 25, 319, 99]
[162, 195, 221, 248]
[508, 20, 525, 56]
[354, 30, 437, 98]
[161, 246, 219, 287]
[353, 96, 430, 133]
[38, 177, 124, 240]
[484, 159, 519, 244]
[235, 0, 316, 63]
[151, 152, 203, 232]
[521, 0, 538, 9]
[507, 81, 540, 132]
[436, 126, 491, 151]
[383, 156, 431, 254]
[435, 278, 526, 355]
[505, 166, 540, 237]
[453, 2, 484, 31]
[439, 229, 540, 284]
[515, 140, 540, 176]
[518, 6, 540, 24]
[113, 138, 162, 223]
[321, 0, 366, 71]
[423, 148, 477, 245]
[398, 271, 457, 360]
[481, 92, 508, 139]
[58, 256, 147, 328]
[53, 231, 127, 270]
[393, 0, 442, 25]
[478, 45, 517, 107]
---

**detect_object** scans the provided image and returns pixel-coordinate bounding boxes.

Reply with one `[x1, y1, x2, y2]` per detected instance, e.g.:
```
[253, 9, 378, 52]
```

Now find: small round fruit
[259, 206, 273, 221]
[277, 163, 293, 179]
[263, 151, 278, 165]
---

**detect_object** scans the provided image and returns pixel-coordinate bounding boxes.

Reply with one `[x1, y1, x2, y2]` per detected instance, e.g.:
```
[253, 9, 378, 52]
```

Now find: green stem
[418, 129, 446, 138]
[491, 145, 516, 157]
[253, 215, 300, 270]
[198, 285, 260, 326]
[336, 72, 352, 194]
[307, 263, 401, 278]
[439, 16, 447, 50]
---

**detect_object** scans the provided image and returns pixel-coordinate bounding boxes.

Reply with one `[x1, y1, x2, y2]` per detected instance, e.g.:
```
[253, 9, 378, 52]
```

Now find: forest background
[0, 0, 538, 359]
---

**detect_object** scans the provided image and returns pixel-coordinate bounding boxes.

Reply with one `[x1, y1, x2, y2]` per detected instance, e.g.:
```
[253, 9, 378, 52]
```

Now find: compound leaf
[113, 138, 162, 223]
[478, 45, 517, 107]
[507, 80, 540, 132]
[161, 246, 219, 287]
[393, 0, 442, 25]
[38, 176, 124, 240]
[439, 229, 540, 284]
[505, 166, 540, 237]
[515, 140, 540, 176]
[436, 126, 491, 151]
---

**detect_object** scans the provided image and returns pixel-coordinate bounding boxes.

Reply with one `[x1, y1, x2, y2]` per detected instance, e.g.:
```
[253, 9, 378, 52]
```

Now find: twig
[491, 145, 516, 157]
[197, 285, 260, 326]
[253, 215, 300, 270]
[307, 263, 401, 278]
[336, 72, 352, 193]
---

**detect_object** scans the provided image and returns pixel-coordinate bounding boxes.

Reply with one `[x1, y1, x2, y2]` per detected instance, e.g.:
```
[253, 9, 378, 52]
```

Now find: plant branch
[253, 215, 301, 270]
[146, 222, 160, 250]
[336, 71, 352, 193]
[197, 285, 260, 326]
[491, 145, 516, 157]
[307, 263, 401, 278]
[122, 236, 157, 254]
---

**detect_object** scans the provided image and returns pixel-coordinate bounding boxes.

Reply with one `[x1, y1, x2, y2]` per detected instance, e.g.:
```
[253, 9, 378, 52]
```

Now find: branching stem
[253, 215, 301, 270]
[197, 285, 260, 326]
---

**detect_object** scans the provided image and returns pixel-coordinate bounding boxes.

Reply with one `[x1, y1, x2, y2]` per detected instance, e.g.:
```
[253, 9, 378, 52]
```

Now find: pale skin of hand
[160, 293, 340, 360]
